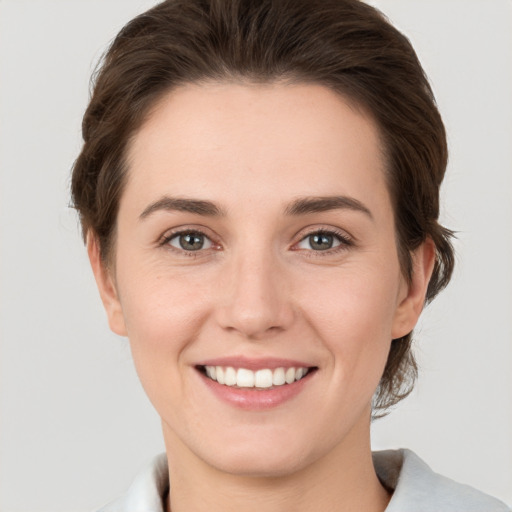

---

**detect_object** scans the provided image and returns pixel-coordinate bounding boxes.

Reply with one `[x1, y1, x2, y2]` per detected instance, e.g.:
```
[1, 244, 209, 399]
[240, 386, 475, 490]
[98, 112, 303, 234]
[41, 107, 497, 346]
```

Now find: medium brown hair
[71, 0, 454, 415]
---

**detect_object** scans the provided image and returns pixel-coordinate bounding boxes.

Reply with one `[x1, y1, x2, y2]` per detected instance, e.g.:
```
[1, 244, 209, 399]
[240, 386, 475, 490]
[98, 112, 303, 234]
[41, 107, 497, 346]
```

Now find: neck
[163, 413, 390, 512]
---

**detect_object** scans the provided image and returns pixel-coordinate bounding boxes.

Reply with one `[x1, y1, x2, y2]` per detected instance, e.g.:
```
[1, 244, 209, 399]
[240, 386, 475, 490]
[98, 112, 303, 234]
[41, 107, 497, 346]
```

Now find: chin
[194, 427, 324, 478]
[207, 448, 311, 478]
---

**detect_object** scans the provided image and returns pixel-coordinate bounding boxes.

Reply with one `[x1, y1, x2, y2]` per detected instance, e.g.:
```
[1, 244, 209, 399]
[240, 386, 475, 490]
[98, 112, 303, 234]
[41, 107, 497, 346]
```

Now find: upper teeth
[204, 366, 309, 388]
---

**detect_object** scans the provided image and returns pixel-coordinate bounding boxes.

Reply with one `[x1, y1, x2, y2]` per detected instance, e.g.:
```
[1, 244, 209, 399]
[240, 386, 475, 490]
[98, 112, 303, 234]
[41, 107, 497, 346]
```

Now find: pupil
[310, 233, 333, 250]
[180, 233, 204, 251]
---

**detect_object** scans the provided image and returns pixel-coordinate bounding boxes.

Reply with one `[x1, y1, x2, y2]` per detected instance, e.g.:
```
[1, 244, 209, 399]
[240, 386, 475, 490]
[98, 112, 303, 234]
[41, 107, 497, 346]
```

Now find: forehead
[124, 81, 389, 216]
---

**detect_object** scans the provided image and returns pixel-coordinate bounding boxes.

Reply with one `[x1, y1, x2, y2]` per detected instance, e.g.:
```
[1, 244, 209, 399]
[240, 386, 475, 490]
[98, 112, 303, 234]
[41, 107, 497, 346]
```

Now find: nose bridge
[217, 238, 293, 338]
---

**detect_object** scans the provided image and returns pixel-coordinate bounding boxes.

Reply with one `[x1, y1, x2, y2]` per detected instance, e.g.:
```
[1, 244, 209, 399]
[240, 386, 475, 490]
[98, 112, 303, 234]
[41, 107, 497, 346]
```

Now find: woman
[71, 1, 510, 511]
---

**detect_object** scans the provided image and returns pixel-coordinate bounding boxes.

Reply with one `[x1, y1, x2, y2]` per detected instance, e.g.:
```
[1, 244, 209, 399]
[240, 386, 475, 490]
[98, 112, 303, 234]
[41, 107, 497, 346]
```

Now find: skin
[89, 82, 435, 512]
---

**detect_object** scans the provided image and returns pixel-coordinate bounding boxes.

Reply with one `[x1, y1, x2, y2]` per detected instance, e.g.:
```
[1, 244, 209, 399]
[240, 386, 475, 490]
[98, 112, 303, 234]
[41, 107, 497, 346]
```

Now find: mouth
[195, 357, 318, 409]
[196, 364, 317, 390]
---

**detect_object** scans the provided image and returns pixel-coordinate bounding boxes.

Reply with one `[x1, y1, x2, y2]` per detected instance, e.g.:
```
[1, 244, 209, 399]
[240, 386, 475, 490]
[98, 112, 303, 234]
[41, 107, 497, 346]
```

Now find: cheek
[295, 264, 399, 380]
[297, 263, 400, 339]
[116, 265, 211, 383]
[118, 256, 208, 331]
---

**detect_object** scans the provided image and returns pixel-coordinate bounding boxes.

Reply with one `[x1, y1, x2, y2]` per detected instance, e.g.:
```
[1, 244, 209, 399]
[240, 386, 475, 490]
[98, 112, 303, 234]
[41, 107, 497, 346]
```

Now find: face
[90, 82, 432, 477]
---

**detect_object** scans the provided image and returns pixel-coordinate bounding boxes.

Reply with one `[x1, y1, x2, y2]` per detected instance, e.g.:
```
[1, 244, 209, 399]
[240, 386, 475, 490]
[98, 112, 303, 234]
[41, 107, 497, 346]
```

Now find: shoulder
[94, 453, 168, 512]
[373, 449, 510, 512]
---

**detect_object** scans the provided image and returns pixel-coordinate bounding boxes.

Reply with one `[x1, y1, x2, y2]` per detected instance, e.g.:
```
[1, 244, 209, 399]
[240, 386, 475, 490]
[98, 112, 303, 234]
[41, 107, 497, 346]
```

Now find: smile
[202, 365, 311, 389]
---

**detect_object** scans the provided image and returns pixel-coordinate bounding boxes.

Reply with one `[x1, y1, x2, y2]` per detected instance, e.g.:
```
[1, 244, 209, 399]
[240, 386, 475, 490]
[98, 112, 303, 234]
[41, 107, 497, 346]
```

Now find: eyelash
[293, 228, 354, 256]
[159, 227, 354, 257]
[159, 229, 218, 258]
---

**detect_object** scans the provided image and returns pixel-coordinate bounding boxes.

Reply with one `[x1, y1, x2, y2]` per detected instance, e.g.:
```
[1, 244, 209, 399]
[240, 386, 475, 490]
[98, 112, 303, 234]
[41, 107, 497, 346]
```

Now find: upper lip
[195, 356, 316, 371]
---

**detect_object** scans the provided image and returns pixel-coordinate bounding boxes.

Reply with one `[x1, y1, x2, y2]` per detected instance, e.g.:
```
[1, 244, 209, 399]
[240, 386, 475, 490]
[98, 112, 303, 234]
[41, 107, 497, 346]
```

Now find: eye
[295, 230, 350, 251]
[167, 231, 213, 251]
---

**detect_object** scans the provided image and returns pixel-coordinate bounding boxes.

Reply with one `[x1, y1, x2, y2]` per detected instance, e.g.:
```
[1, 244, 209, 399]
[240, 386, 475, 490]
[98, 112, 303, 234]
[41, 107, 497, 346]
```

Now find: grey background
[0, 1, 511, 510]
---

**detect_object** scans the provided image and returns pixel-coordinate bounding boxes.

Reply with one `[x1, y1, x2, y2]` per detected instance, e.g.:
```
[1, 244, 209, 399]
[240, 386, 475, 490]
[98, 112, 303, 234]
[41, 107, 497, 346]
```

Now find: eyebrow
[139, 197, 225, 220]
[139, 194, 373, 221]
[284, 196, 373, 219]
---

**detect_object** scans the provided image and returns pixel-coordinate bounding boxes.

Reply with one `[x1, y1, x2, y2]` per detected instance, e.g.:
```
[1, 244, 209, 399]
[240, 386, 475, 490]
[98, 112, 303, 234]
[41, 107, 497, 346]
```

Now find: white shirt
[96, 449, 510, 512]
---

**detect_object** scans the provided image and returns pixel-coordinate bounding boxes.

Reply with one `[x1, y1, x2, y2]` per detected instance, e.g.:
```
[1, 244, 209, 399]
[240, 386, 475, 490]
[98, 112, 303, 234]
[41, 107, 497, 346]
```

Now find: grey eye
[169, 232, 212, 251]
[297, 232, 342, 251]
[309, 233, 334, 250]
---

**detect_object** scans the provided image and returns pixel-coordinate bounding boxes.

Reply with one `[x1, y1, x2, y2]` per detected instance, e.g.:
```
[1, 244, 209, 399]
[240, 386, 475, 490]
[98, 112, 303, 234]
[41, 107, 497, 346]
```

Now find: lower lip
[199, 370, 314, 410]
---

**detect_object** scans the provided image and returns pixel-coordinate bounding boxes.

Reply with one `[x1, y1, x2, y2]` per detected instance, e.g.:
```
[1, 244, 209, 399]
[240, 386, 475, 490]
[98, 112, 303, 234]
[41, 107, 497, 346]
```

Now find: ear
[87, 233, 127, 337]
[391, 238, 436, 339]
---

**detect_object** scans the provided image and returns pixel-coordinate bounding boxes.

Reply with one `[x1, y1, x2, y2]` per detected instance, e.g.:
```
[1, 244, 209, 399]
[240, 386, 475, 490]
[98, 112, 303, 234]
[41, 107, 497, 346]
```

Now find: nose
[215, 248, 295, 340]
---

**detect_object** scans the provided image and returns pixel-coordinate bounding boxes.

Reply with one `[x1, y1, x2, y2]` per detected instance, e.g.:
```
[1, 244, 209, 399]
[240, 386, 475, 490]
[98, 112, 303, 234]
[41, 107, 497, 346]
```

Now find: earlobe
[391, 238, 436, 339]
[87, 233, 127, 337]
